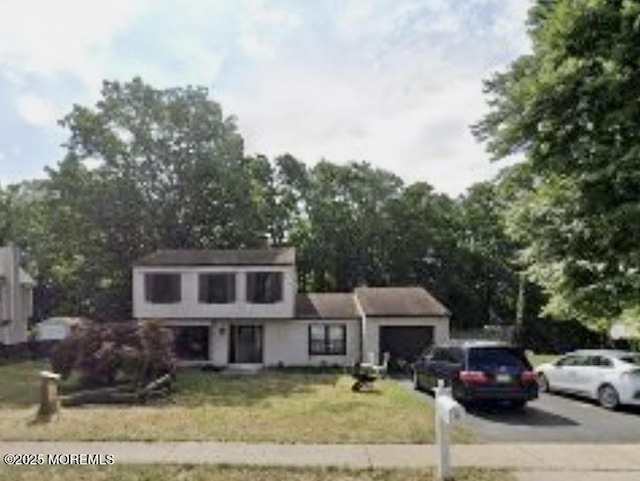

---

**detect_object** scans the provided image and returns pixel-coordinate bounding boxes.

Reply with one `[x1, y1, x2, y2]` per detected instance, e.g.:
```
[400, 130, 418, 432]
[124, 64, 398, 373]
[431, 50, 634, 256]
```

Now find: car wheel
[538, 373, 550, 393]
[598, 384, 620, 410]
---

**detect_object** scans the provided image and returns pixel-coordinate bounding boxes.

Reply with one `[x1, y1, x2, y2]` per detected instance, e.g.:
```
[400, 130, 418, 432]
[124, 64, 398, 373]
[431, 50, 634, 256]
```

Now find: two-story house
[0, 244, 35, 345]
[132, 248, 450, 367]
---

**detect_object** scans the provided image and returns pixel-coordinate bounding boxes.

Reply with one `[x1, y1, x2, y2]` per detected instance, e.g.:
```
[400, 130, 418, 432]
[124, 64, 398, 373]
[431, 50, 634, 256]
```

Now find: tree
[474, 0, 640, 330]
[458, 182, 519, 326]
[299, 161, 403, 291]
[39, 78, 272, 319]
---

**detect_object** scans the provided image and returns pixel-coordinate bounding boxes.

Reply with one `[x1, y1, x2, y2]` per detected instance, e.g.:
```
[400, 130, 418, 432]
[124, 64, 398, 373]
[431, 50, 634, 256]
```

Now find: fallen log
[140, 373, 172, 395]
[60, 374, 173, 406]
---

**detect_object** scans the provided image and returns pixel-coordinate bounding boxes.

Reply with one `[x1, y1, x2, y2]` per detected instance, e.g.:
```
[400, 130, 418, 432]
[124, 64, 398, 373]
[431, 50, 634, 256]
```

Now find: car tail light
[459, 370, 489, 384]
[521, 371, 538, 383]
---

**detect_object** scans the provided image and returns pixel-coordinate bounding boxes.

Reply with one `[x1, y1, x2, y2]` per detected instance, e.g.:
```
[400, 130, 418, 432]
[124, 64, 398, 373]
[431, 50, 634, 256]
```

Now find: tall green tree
[39, 78, 272, 319]
[475, 0, 640, 330]
[300, 161, 403, 291]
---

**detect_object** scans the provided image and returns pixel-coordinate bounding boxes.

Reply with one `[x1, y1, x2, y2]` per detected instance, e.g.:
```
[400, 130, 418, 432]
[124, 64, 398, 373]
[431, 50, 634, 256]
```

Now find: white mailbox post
[434, 380, 465, 481]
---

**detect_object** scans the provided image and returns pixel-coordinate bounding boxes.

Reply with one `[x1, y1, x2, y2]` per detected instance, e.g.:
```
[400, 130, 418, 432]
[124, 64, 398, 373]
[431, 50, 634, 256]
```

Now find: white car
[536, 350, 640, 410]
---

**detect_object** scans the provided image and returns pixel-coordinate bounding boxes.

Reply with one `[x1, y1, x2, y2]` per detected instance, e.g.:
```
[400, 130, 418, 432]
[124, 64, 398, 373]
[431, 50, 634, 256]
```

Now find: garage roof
[295, 293, 360, 319]
[355, 287, 450, 317]
[135, 248, 296, 266]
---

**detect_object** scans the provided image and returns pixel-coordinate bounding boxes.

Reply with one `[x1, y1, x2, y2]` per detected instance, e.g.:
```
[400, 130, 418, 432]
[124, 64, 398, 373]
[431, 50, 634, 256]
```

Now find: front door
[229, 325, 263, 364]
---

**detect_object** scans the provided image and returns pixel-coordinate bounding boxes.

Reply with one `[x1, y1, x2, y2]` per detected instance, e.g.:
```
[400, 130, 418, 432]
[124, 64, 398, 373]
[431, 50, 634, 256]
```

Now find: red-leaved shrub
[51, 320, 175, 387]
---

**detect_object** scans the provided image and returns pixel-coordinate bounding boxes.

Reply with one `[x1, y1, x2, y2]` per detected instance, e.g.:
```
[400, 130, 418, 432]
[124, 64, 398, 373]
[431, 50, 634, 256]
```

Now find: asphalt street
[400, 379, 640, 443]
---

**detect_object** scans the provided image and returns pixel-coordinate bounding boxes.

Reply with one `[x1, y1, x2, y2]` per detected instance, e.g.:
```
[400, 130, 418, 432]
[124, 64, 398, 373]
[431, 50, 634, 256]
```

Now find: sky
[0, 0, 532, 196]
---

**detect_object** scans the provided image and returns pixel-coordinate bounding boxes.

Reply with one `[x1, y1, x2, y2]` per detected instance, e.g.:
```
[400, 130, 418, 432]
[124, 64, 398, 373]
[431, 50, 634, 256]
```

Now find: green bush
[518, 318, 603, 354]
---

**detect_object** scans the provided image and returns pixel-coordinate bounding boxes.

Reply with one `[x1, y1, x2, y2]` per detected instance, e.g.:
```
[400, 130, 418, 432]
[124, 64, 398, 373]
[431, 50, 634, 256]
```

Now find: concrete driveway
[399, 379, 640, 443]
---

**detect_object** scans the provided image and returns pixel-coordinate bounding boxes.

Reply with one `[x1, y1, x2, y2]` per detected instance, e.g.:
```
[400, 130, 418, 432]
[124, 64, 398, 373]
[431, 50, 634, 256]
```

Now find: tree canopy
[475, 0, 640, 330]
[3, 77, 528, 333]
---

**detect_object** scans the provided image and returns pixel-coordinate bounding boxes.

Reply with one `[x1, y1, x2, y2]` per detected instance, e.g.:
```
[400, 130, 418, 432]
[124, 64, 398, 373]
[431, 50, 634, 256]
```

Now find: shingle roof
[135, 248, 296, 267]
[354, 286, 450, 317]
[295, 293, 360, 319]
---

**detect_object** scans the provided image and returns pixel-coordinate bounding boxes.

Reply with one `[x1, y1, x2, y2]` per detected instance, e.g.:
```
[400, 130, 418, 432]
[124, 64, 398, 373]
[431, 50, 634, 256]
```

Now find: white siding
[0, 246, 31, 345]
[363, 316, 449, 364]
[0, 281, 6, 321]
[132, 265, 297, 319]
[263, 319, 360, 367]
[155, 318, 360, 367]
[22, 286, 33, 319]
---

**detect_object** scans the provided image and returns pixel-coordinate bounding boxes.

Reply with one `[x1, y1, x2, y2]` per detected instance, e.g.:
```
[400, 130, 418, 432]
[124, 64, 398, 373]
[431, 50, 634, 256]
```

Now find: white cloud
[0, 0, 147, 91]
[493, 1, 532, 57]
[224, 57, 493, 195]
[15, 94, 57, 127]
[246, 0, 302, 30]
[168, 36, 225, 83]
[224, 1, 532, 195]
[237, 0, 302, 59]
[239, 35, 276, 59]
[0, 0, 531, 195]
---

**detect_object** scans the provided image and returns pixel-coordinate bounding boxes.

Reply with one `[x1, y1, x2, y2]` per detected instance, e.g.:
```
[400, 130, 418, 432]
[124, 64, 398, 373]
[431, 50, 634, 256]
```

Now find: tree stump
[38, 371, 61, 419]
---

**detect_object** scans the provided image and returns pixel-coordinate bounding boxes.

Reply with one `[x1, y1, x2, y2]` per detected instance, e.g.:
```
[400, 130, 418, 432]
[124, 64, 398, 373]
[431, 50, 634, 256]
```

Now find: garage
[379, 325, 434, 370]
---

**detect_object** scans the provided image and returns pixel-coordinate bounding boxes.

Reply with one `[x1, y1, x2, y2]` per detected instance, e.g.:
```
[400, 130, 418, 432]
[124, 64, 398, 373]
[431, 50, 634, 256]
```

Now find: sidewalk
[1, 442, 639, 476]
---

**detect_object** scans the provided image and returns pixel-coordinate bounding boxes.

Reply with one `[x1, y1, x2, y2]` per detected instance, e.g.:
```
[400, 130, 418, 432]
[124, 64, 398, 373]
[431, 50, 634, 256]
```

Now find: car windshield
[468, 347, 531, 371]
[618, 354, 640, 366]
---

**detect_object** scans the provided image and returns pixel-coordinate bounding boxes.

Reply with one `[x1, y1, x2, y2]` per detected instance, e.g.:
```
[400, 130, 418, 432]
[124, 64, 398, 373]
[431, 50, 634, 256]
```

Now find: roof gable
[295, 293, 360, 319]
[354, 286, 450, 317]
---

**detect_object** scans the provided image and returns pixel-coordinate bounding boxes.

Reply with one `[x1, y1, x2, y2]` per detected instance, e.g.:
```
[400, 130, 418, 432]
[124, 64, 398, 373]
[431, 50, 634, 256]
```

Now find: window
[246, 272, 283, 304]
[556, 355, 589, 367]
[468, 347, 531, 370]
[144, 273, 181, 303]
[199, 273, 235, 304]
[619, 354, 640, 366]
[172, 326, 209, 360]
[309, 324, 346, 355]
[588, 356, 613, 368]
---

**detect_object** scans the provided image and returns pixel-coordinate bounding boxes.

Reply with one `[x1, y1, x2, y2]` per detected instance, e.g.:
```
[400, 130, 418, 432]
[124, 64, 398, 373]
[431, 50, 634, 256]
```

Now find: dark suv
[413, 340, 538, 408]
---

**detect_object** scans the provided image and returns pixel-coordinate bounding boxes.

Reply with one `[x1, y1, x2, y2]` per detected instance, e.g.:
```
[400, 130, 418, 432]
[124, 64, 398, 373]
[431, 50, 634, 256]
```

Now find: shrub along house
[132, 248, 450, 368]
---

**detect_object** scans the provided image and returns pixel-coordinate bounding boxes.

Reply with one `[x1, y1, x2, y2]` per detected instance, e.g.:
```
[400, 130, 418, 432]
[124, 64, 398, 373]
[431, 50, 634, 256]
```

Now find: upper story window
[199, 273, 236, 304]
[246, 272, 283, 304]
[144, 273, 181, 304]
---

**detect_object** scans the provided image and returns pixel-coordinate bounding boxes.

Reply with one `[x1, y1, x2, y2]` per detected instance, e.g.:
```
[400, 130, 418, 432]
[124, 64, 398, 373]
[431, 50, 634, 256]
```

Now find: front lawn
[0, 464, 514, 481]
[0, 360, 57, 406]
[0, 363, 473, 443]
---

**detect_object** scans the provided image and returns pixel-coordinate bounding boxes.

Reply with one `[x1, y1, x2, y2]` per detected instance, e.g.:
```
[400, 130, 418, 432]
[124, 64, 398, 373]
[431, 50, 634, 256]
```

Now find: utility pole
[515, 271, 526, 343]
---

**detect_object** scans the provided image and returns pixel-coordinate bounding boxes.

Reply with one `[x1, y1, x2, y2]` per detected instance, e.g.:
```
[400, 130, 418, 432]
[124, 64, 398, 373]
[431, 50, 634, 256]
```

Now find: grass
[527, 353, 559, 368]
[0, 464, 515, 481]
[0, 360, 51, 406]
[0, 362, 473, 443]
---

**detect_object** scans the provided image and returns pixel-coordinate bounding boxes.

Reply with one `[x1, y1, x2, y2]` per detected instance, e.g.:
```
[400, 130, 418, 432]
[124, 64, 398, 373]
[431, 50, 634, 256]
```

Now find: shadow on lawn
[171, 368, 344, 407]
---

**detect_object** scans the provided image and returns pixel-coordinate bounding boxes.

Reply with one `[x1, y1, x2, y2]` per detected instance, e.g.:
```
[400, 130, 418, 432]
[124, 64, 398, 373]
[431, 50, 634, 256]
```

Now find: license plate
[495, 374, 511, 383]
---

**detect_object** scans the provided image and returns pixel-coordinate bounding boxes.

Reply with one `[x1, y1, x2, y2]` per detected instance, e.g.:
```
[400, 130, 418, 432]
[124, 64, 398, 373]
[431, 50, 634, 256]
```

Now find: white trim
[353, 293, 367, 362]
[153, 319, 213, 327]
